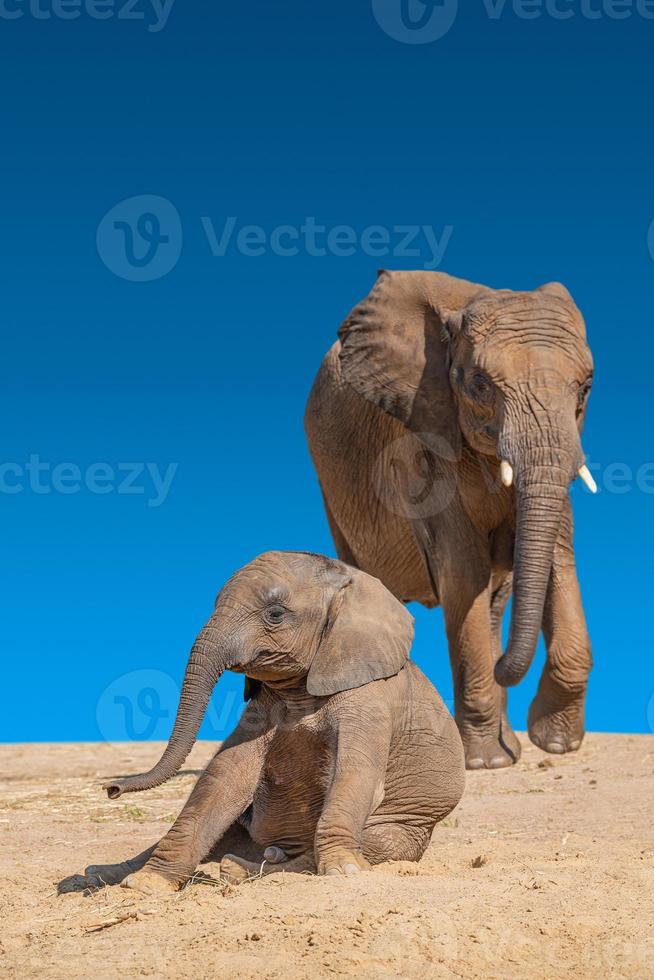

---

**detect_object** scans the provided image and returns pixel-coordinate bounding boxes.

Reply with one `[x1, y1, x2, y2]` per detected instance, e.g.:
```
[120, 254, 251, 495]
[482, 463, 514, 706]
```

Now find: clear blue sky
[2, 1, 653, 742]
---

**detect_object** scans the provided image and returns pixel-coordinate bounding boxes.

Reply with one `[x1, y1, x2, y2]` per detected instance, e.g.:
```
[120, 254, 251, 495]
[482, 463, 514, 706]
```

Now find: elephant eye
[265, 603, 286, 626]
[577, 378, 592, 414]
[468, 370, 494, 402]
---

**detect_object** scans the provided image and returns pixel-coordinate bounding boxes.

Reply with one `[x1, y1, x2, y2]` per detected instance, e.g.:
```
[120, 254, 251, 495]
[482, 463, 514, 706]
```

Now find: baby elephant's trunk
[103, 633, 224, 799]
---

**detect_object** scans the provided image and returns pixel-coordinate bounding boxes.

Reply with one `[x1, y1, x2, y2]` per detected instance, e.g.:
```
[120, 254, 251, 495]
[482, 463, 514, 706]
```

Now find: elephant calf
[71, 551, 465, 893]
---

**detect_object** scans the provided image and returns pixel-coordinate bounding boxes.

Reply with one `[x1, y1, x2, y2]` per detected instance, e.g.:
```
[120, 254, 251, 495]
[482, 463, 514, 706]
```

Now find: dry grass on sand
[1, 734, 653, 978]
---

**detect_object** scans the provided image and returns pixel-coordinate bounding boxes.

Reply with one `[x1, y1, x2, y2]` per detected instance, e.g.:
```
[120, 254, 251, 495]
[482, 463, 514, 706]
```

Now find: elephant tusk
[578, 464, 597, 494]
[500, 460, 514, 488]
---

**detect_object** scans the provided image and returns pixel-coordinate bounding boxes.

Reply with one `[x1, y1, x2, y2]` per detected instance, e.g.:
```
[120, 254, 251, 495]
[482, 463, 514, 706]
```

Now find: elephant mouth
[261, 674, 309, 690]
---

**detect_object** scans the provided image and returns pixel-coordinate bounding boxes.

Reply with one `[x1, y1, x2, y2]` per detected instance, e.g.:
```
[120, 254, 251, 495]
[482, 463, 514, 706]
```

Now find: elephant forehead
[464, 292, 582, 343]
[459, 312, 591, 380]
[471, 342, 588, 388]
[225, 553, 327, 606]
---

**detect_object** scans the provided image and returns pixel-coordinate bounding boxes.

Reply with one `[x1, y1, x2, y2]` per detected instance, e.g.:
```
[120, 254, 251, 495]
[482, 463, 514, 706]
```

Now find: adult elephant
[305, 270, 595, 770]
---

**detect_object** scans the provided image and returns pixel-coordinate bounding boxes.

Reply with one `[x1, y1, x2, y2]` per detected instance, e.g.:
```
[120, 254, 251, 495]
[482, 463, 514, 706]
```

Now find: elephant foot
[457, 698, 521, 770]
[57, 873, 102, 895]
[528, 694, 584, 754]
[220, 849, 315, 883]
[500, 712, 522, 763]
[460, 716, 521, 770]
[317, 849, 370, 876]
[82, 860, 135, 887]
[122, 869, 180, 894]
[58, 848, 157, 895]
[463, 735, 516, 770]
[220, 854, 264, 884]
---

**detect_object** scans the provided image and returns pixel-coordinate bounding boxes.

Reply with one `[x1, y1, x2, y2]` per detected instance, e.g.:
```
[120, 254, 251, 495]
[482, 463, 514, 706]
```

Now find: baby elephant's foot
[58, 865, 125, 895]
[83, 860, 134, 887]
[318, 849, 370, 877]
[122, 869, 180, 895]
[220, 849, 313, 884]
[528, 694, 585, 755]
[220, 854, 264, 884]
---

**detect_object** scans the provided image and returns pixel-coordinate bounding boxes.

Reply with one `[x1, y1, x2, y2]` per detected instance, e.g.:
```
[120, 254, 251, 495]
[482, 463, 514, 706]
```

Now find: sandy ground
[0, 735, 652, 979]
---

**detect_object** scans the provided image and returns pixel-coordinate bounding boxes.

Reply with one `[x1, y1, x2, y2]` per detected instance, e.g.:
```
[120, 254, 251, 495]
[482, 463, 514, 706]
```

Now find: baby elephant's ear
[307, 567, 414, 697]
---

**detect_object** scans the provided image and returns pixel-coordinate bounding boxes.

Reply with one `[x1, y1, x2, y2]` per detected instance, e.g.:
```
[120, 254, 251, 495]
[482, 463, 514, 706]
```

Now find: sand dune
[1, 734, 652, 978]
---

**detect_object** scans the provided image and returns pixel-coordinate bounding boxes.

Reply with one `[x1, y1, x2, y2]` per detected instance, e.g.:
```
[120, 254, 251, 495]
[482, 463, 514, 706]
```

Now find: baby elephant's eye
[265, 604, 286, 625]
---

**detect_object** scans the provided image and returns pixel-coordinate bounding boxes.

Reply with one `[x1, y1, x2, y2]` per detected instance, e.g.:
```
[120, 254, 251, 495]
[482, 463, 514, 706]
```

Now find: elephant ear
[537, 281, 575, 304]
[306, 563, 414, 697]
[338, 270, 487, 462]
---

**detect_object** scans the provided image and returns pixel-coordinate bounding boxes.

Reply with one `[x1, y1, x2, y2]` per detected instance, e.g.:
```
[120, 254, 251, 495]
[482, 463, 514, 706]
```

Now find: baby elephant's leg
[362, 821, 432, 865]
[315, 720, 392, 876]
[219, 849, 315, 884]
[58, 845, 157, 894]
[84, 845, 156, 887]
[204, 820, 262, 864]
[124, 717, 270, 893]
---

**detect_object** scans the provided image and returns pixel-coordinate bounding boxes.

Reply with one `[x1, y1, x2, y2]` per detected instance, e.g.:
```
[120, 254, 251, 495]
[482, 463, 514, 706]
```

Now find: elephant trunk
[104, 627, 226, 799]
[494, 440, 575, 688]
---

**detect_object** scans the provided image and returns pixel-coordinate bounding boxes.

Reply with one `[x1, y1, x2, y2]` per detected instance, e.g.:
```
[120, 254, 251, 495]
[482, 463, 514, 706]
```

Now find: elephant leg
[362, 821, 432, 865]
[528, 503, 591, 754]
[204, 819, 262, 864]
[58, 844, 157, 894]
[490, 574, 521, 763]
[123, 728, 270, 894]
[314, 713, 392, 876]
[440, 542, 516, 770]
[83, 845, 156, 887]
[219, 850, 316, 884]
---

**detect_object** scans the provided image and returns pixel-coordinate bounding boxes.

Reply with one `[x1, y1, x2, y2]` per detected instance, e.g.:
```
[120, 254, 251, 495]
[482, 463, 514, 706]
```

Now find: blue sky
[1, 0, 653, 741]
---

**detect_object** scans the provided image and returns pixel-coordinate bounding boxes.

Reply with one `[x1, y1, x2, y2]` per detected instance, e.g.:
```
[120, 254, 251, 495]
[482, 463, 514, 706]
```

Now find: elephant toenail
[344, 864, 360, 875]
[545, 742, 565, 754]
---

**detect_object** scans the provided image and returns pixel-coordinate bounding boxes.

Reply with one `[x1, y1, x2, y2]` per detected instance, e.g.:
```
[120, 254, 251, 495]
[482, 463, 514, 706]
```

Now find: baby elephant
[84, 551, 465, 892]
